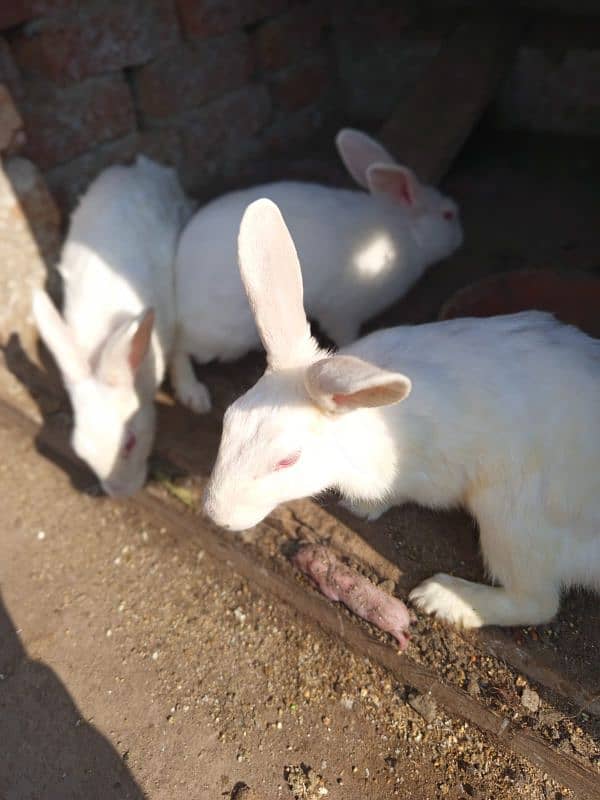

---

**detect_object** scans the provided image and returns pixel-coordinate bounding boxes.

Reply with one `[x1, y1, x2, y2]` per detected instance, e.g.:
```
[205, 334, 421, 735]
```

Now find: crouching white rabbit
[33, 156, 193, 497]
[172, 128, 463, 412]
[204, 198, 600, 629]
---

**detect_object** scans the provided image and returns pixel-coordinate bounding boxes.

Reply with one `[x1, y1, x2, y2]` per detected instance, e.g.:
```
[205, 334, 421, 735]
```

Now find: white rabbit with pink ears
[173, 128, 463, 412]
[204, 197, 600, 630]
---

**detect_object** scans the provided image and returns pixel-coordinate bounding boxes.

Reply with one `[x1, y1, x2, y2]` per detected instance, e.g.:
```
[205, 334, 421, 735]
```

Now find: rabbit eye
[443, 209, 455, 221]
[274, 452, 300, 471]
[123, 432, 137, 458]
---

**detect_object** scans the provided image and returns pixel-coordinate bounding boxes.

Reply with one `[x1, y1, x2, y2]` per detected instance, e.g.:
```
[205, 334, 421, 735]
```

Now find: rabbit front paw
[177, 378, 212, 413]
[409, 574, 484, 628]
[171, 352, 212, 413]
[339, 497, 392, 522]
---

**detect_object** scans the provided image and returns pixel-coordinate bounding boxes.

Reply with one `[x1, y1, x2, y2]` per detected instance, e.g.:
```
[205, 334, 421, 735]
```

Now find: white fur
[173, 129, 462, 408]
[204, 198, 600, 629]
[33, 156, 193, 496]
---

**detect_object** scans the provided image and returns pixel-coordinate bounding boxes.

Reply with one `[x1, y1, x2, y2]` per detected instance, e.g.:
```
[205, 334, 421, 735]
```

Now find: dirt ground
[1, 129, 599, 800]
[0, 417, 576, 800]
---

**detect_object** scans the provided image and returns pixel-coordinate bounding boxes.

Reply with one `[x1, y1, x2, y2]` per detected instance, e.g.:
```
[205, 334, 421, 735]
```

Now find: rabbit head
[203, 199, 411, 531]
[33, 290, 156, 497]
[336, 128, 463, 261]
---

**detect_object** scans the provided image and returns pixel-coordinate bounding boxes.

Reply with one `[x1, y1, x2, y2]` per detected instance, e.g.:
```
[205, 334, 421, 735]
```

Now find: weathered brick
[0, 36, 22, 98]
[12, 0, 179, 86]
[335, 27, 440, 121]
[0, 157, 61, 353]
[0, 1, 32, 30]
[0, 84, 25, 154]
[493, 44, 600, 135]
[0, 0, 75, 28]
[44, 132, 137, 212]
[262, 104, 326, 153]
[21, 74, 136, 169]
[136, 126, 183, 171]
[180, 84, 271, 189]
[269, 54, 331, 112]
[135, 31, 252, 119]
[256, 1, 329, 71]
[331, 0, 417, 37]
[176, 0, 288, 41]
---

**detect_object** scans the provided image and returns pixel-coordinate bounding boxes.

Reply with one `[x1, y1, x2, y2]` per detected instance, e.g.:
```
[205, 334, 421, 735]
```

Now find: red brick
[0, 84, 25, 154]
[181, 84, 271, 186]
[269, 54, 331, 112]
[0, 1, 32, 29]
[262, 104, 326, 153]
[0, 0, 75, 28]
[21, 74, 136, 169]
[136, 126, 183, 170]
[176, 0, 288, 41]
[12, 0, 179, 86]
[256, 2, 329, 71]
[44, 132, 138, 212]
[135, 31, 252, 119]
[0, 157, 62, 352]
[331, 0, 416, 38]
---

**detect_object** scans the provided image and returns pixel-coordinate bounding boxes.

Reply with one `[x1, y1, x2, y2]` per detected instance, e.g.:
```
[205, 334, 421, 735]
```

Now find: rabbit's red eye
[443, 209, 455, 221]
[123, 432, 137, 458]
[274, 452, 300, 471]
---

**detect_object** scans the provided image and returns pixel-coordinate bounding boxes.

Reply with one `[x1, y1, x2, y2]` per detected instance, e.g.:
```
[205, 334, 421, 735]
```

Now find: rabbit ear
[305, 355, 411, 413]
[335, 129, 396, 189]
[366, 163, 422, 208]
[32, 289, 90, 385]
[96, 308, 155, 387]
[238, 198, 316, 370]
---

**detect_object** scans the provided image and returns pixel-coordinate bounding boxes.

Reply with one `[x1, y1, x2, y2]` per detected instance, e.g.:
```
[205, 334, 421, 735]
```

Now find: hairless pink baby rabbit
[293, 544, 412, 649]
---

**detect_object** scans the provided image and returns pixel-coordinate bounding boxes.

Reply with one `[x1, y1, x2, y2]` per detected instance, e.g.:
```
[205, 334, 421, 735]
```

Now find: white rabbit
[33, 156, 193, 497]
[172, 128, 463, 412]
[204, 198, 600, 629]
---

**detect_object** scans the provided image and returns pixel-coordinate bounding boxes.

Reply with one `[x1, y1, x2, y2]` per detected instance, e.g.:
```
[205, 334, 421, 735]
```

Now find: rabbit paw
[171, 352, 212, 413]
[339, 497, 391, 521]
[409, 574, 484, 628]
[176, 377, 212, 413]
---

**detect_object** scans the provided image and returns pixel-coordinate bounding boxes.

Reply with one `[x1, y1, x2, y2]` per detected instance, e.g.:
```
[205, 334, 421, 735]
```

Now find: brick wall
[0, 0, 339, 212]
[0, 1, 599, 217]
[332, 2, 600, 139]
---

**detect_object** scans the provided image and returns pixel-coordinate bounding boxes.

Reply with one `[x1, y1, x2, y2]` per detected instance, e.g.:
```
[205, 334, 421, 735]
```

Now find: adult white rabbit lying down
[204, 198, 600, 629]
[33, 156, 193, 497]
[173, 128, 462, 412]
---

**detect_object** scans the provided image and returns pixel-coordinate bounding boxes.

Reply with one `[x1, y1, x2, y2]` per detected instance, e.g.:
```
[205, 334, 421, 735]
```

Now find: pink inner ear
[129, 309, 155, 373]
[332, 393, 354, 407]
[399, 180, 413, 206]
[275, 452, 300, 471]
[368, 166, 417, 208]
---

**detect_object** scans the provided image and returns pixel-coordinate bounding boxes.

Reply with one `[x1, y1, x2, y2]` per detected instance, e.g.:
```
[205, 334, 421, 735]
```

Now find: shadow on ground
[0, 594, 144, 799]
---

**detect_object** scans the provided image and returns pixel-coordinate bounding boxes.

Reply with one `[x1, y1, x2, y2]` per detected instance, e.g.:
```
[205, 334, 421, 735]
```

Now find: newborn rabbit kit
[205, 198, 600, 631]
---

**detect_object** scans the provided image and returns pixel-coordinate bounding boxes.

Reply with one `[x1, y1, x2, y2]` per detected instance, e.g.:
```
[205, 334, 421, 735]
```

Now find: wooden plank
[379, 12, 523, 183]
[1, 394, 598, 800]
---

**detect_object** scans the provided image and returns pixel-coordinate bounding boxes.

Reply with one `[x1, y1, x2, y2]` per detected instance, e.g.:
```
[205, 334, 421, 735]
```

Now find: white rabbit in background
[204, 198, 600, 629]
[172, 128, 463, 412]
[33, 156, 193, 497]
